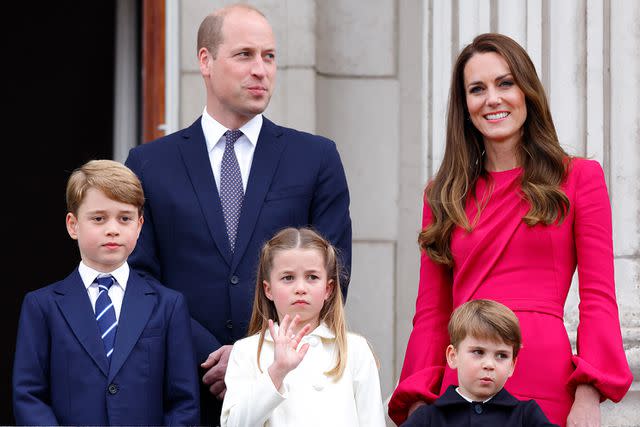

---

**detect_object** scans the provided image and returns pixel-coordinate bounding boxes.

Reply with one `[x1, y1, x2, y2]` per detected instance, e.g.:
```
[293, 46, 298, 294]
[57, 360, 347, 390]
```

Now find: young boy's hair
[66, 159, 145, 215]
[247, 226, 348, 379]
[448, 299, 522, 358]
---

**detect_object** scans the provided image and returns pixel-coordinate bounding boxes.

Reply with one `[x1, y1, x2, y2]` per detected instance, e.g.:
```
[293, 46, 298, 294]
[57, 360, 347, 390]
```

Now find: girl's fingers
[288, 314, 300, 336]
[297, 343, 310, 359]
[280, 314, 290, 336]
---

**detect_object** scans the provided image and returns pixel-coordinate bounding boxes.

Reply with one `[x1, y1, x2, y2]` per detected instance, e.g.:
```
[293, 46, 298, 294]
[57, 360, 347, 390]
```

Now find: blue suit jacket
[124, 117, 352, 362]
[12, 268, 199, 426]
[400, 386, 559, 427]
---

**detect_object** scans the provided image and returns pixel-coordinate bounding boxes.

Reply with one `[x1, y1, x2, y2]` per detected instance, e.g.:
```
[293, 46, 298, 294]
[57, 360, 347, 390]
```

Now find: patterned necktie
[95, 275, 118, 361]
[220, 129, 245, 252]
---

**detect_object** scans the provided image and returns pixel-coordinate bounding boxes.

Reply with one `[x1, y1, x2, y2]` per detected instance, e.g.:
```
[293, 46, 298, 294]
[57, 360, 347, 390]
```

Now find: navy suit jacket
[12, 268, 199, 426]
[400, 385, 559, 427]
[124, 117, 352, 362]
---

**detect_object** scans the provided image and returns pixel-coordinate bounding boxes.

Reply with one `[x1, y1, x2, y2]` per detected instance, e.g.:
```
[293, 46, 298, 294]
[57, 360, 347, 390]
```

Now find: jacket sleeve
[163, 293, 200, 426]
[309, 139, 352, 300]
[220, 340, 285, 427]
[12, 293, 59, 426]
[351, 336, 386, 427]
[388, 199, 453, 425]
[566, 159, 633, 401]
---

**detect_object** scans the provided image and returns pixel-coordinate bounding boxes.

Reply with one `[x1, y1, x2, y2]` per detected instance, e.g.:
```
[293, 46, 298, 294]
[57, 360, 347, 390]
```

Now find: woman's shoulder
[564, 157, 606, 188]
[567, 156, 605, 177]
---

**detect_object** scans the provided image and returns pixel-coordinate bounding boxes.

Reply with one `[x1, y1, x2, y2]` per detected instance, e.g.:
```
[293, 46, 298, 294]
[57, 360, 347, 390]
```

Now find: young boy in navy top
[13, 160, 199, 426]
[401, 299, 557, 427]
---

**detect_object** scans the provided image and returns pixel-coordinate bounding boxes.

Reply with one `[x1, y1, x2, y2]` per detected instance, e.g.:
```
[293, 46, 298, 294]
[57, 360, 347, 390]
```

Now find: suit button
[230, 275, 239, 285]
[108, 383, 119, 395]
[474, 403, 483, 414]
[226, 320, 233, 329]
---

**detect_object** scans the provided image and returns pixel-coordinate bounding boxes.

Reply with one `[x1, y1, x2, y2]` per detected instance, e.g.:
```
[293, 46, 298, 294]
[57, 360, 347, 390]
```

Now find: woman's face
[463, 52, 527, 148]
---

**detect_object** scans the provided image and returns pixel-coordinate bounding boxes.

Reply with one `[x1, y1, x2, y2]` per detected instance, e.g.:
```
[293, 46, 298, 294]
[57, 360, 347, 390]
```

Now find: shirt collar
[201, 107, 262, 153]
[435, 385, 518, 407]
[78, 261, 130, 291]
[265, 321, 336, 342]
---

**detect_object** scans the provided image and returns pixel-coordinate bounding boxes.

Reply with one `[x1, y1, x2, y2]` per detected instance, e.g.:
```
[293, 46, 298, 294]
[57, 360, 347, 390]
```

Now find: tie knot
[96, 275, 115, 290]
[225, 129, 243, 146]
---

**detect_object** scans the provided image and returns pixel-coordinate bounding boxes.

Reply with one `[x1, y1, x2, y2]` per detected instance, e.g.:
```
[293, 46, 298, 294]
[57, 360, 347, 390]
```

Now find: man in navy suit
[12, 160, 199, 426]
[125, 4, 352, 425]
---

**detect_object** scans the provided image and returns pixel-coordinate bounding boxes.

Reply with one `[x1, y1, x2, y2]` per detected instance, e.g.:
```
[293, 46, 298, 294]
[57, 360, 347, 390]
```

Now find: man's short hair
[197, 3, 266, 58]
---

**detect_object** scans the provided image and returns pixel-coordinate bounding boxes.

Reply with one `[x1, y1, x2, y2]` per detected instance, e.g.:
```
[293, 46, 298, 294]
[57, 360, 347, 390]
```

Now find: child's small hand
[267, 314, 312, 390]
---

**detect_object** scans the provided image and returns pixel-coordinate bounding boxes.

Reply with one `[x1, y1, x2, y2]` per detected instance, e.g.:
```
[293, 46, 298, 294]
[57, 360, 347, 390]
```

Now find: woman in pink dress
[388, 33, 632, 427]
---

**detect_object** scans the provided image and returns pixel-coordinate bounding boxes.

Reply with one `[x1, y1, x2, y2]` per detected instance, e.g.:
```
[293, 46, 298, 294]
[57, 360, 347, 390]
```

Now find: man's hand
[201, 345, 233, 400]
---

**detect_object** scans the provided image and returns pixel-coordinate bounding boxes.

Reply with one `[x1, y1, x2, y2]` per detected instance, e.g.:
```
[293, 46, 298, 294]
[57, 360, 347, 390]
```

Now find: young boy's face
[66, 187, 143, 273]
[446, 335, 516, 401]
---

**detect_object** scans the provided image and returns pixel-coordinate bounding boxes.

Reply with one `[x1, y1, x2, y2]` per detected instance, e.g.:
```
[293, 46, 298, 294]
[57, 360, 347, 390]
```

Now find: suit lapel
[232, 118, 285, 270]
[178, 118, 233, 265]
[55, 269, 109, 377]
[108, 272, 155, 381]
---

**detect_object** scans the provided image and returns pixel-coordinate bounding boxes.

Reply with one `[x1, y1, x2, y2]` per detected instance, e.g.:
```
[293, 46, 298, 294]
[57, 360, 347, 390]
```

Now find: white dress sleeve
[350, 334, 387, 427]
[220, 338, 287, 427]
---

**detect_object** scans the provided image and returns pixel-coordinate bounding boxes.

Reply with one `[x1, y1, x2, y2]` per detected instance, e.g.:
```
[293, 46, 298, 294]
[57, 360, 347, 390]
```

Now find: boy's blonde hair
[248, 227, 348, 379]
[66, 159, 144, 215]
[449, 299, 522, 358]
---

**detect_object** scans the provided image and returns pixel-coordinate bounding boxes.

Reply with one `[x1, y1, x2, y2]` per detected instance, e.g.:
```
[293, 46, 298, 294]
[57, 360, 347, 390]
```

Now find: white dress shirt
[221, 323, 386, 427]
[201, 107, 263, 192]
[78, 261, 130, 320]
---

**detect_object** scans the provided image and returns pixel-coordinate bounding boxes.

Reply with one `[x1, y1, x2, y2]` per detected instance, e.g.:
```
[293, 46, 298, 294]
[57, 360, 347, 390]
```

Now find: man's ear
[198, 47, 212, 76]
[445, 344, 458, 369]
[263, 280, 273, 301]
[66, 213, 79, 240]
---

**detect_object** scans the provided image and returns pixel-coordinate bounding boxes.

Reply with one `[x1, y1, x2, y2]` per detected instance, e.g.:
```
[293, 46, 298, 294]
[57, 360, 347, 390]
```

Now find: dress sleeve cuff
[388, 366, 445, 425]
[567, 355, 633, 403]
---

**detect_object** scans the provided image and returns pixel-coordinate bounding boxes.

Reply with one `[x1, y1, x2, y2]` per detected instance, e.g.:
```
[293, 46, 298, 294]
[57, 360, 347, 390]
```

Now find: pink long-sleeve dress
[388, 158, 632, 426]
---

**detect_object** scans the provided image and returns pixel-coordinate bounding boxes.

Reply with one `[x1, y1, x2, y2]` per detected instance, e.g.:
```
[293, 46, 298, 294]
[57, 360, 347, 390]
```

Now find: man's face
[199, 8, 276, 129]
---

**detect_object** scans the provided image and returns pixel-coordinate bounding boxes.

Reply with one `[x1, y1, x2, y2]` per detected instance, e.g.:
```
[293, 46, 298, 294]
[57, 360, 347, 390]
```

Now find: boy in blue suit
[401, 299, 557, 427]
[12, 160, 199, 426]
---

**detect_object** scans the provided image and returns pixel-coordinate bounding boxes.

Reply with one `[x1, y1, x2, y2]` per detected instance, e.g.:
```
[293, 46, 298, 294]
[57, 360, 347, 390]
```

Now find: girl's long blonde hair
[247, 227, 348, 379]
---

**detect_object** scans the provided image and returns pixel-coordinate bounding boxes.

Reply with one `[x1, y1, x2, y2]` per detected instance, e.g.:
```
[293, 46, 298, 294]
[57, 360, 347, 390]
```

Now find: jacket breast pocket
[139, 327, 163, 339]
[265, 185, 309, 201]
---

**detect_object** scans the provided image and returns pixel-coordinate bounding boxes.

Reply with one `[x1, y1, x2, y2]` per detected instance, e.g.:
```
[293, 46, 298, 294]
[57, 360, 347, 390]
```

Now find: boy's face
[446, 335, 516, 401]
[66, 188, 143, 273]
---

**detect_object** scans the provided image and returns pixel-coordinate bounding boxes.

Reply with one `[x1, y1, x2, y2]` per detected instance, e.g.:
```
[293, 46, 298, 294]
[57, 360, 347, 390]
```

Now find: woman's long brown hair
[419, 33, 570, 266]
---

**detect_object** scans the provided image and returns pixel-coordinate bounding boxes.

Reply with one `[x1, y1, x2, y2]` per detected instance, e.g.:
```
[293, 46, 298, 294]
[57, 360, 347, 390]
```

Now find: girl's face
[263, 248, 334, 332]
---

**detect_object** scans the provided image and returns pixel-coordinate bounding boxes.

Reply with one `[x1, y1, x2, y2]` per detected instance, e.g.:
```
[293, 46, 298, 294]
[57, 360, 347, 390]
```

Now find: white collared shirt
[221, 323, 386, 427]
[201, 107, 262, 193]
[78, 261, 130, 321]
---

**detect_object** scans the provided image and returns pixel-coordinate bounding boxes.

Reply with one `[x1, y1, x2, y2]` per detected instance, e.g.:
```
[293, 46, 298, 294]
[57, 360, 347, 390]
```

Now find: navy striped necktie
[95, 275, 118, 361]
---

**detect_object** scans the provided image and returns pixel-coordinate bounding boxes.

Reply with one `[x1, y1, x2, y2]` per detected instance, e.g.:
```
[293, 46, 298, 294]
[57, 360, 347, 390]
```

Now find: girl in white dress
[220, 227, 386, 427]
